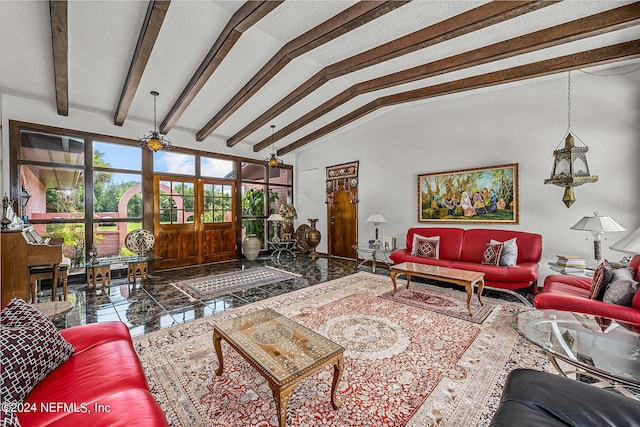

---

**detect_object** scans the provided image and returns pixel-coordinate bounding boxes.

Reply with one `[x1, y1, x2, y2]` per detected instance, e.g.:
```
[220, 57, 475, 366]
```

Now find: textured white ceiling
[1, 0, 638, 155]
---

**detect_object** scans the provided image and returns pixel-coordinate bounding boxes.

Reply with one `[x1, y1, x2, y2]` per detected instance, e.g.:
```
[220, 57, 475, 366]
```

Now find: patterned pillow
[589, 260, 610, 300]
[1, 299, 75, 412]
[415, 237, 439, 259]
[482, 242, 503, 266]
[411, 235, 440, 259]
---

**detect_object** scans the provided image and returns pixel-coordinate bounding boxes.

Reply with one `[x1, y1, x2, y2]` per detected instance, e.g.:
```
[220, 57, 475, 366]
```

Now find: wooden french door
[153, 176, 236, 269]
[328, 186, 358, 259]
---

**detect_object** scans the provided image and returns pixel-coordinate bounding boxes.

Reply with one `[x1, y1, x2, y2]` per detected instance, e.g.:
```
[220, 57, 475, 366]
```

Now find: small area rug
[171, 266, 300, 300]
[379, 287, 494, 324]
[134, 273, 554, 427]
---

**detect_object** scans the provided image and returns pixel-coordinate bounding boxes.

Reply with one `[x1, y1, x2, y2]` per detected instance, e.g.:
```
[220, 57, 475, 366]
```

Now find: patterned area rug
[134, 273, 555, 427]
[172, 266, 300, 300]
[379, 287, 494, 324]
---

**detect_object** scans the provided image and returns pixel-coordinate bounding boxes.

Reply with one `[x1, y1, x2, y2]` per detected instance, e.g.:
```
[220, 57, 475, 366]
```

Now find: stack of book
[549, 255, 587, 274]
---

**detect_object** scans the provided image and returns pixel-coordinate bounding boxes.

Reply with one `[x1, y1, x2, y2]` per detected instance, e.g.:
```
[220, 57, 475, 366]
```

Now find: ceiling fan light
[146, 137, 164, 152]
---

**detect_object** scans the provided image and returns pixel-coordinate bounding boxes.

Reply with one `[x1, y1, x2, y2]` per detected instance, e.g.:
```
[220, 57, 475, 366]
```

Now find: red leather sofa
[534, 255, 640, 325]
[16, 321, 169, 426]
[389, 228, 542, 292]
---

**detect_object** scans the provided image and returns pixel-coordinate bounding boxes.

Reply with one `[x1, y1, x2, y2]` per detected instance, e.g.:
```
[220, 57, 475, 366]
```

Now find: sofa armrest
[533, 293, 640, 325]
[60, 321, 132, 354]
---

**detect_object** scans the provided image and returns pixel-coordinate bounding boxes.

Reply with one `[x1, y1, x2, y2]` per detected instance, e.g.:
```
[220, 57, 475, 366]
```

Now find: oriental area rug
[379, 288, 495, 324]
[171, 266, 300, 300]
[134, 272, 555, 427]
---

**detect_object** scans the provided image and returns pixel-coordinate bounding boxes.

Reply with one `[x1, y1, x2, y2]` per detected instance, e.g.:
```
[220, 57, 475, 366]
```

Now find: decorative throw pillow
[411, 235, 440, 259]
[0, 298, 75, 410]
[482, 242, 503, 266]
[589, 260, 610, 300]
[415, 237, 439, 259]
[602, 267, 639, 306]
[490, 237, 518, 266]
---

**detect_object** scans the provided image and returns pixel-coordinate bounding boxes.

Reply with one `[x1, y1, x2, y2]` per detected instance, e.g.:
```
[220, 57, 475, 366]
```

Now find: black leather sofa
[490, 369, 640, 426]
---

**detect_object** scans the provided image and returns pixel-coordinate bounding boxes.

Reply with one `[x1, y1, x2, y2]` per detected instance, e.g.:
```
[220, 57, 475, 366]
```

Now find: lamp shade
[267, 213, 284, 221]
[366, 213, 387, 224]
[610, 227, 640, 254]
[570, 212, 625, 232]
[278, 204, 297, 219]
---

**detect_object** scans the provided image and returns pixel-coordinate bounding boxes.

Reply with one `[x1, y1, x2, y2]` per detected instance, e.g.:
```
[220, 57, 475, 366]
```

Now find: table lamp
[570, 211, 625, 265]
[610, 226, 640, 255]
[366, 213, 387, 241]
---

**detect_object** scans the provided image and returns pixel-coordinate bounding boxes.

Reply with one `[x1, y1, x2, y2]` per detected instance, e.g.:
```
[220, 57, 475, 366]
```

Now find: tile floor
[43, 254, 534, 336]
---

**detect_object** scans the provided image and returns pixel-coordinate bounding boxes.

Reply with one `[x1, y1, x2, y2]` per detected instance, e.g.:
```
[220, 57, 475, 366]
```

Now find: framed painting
[417, 163, 519, 224]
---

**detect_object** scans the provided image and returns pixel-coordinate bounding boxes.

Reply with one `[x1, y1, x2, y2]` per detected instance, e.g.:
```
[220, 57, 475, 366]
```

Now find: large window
[10, 120, 293, 271]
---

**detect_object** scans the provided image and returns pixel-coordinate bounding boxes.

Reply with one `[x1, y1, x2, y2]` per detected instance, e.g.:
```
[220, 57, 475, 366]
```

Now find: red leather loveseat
[2, 312, 169, 427]
[389, 227, 542, 292]
[534, 255, 640, 325]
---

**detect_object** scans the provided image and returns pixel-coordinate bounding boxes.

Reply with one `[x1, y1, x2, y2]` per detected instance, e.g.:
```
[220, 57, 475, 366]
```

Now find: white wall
[294, 65, 640, 281]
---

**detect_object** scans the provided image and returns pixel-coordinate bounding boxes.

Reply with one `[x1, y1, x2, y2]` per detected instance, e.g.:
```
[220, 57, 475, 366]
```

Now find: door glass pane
[202, 157, 234, 178]
[20, 130, 84, 165]
[154, 151, 195, 175]
[157, 179, 195, 224]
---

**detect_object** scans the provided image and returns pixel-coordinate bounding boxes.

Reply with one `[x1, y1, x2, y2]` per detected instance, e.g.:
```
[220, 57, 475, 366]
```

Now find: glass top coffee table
[513, 309, 640, 399]
[213, 308, 344, 427]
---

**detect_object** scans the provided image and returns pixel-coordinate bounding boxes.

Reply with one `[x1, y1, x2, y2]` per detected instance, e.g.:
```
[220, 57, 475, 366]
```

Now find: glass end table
[352, 245, 392, 273]
[513, 309, 640, 399]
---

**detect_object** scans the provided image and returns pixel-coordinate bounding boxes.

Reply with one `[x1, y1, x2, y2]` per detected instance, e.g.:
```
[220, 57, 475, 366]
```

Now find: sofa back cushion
[405, 228, 465, 261]
[461, 229, 542, 264]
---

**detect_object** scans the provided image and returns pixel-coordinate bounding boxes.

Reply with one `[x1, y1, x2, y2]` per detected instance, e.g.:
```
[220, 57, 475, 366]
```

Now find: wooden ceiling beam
[278, 40, 640, 155]
[255, 2, 640, 152]
[114, 1, 170, 126]
[159, 0, 282, 134]
[227, 0, 554, 146]
[196, 0, 410, 142]
[49, 1, 68, 116]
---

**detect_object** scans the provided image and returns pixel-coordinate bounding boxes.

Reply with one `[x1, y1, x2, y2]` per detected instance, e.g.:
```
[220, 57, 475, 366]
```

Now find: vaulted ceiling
[2, 1, 639, 157]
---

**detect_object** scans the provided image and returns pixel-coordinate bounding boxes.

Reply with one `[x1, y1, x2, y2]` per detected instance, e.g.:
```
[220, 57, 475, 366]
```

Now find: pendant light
[138, 91, 172, 152]
[263, 125, 283, 167]
[544, 71, 597, 208]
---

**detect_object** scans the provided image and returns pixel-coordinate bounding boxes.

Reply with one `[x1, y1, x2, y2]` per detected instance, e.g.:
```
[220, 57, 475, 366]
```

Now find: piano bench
[29, 264, 68, 303]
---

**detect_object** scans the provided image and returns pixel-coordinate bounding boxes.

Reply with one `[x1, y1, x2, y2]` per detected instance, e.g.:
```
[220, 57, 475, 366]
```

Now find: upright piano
[1, 227, 62, 307]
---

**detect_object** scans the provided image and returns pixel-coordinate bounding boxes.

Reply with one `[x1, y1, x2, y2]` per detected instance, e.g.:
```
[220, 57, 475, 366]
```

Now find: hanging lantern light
[544, 71, 598, 208]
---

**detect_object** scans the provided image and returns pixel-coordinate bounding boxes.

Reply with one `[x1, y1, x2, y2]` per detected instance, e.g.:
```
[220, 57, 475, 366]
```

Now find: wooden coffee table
[213, 308, 344, 427]
[390, 262, 485, 316]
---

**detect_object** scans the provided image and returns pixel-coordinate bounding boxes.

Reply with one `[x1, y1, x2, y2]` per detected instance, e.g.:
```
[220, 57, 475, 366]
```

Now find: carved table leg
[390, 271, 398, 295]
[270, 383, 292, 427]
[465, 284, 473, 316]
[476, 277, 485, 306]
[331, 354, 344, 410]
[405, 274, 412, 290]
[213, 330, 224, 376]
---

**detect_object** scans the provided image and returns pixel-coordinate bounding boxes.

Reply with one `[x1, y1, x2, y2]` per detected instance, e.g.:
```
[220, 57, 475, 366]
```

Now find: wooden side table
[127, 259, 149, 285]
[86, 263, 111, 289]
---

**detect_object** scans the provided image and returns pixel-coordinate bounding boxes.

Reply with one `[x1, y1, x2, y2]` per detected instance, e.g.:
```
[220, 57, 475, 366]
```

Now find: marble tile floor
[38, 255, 535, 337]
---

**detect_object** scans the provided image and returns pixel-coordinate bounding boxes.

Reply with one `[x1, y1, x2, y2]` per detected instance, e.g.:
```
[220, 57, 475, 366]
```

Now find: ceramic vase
[306, 219, 321, 259]
[242, 234, 261, 261]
